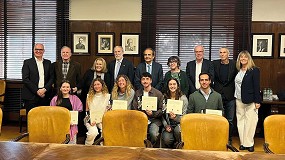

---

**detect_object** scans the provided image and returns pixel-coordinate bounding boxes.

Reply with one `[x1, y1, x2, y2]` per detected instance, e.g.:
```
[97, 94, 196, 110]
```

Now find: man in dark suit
[22, 43, 54, 113]
[135, 48, 163, 91]
[213, 47, 238, 145]
[107, 46, 134, 91]
[53, 46, 81, 94]
[186, 45, 214, 95]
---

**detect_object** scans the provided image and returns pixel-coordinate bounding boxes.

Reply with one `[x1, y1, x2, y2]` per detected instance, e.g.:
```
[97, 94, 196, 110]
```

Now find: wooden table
[261, 100, 285, 114]
[0, 142, 284, 160]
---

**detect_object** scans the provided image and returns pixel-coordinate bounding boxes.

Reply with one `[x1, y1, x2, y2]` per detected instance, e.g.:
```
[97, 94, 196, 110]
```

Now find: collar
[196, 59, 203, 64]
[199, 88, 212, 96]
[34, 57, 43, 62]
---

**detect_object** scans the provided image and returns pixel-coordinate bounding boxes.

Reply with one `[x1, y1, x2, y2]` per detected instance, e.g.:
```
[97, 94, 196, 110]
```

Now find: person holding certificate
[161, 78, 188, 148]
[50, 80, 83, 144]
[111, 75, 135, 110]
[187, 72, 223, 113]
[132, 72, 163, 146]
[84, 78, 111, 145]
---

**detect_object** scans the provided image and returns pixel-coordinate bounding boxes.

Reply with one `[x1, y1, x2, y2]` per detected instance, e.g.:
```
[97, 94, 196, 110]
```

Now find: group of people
[22, 43, 261, 152]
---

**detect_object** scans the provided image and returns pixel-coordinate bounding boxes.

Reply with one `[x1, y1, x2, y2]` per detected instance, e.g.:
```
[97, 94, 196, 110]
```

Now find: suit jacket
[213, 59, 238, 102]
[240, 67, 261, 104]
[22, 58, 54, 100]
[107, 58, 134, 91]
[186, 59, 214, 94]
[53, 60, 81, 89]
[134, 61, 163, 90]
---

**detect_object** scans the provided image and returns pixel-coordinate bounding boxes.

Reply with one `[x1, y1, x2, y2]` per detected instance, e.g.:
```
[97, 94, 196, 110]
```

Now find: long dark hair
[164, 77, 183, 100]
[56, 80, 71, 106]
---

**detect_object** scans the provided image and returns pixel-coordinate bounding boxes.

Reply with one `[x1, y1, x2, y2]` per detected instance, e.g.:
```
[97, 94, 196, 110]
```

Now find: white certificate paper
[90, 110, 104, 123]
[112, 100, 128, 110]
[142, 96, 157, 111]
[70, 111, 78, 125]
[166, 99, 183, 115]
[205, 109, 223, 116]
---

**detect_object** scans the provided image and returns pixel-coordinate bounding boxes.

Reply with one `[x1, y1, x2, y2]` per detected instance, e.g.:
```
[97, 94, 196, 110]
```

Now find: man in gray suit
[186, 45, 214, 95]
[135, 48, 163, 91]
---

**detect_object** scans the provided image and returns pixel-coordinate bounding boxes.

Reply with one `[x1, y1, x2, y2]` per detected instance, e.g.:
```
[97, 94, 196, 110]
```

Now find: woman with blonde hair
[234, 50, 261, 152]
[84, 78, 110, 145]
[111, 74, 135, 110]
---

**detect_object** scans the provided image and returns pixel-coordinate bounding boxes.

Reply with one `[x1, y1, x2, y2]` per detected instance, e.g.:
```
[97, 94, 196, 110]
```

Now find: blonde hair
[236, 50, 256, 70]
[111, 75, 134, 100]
[87, 78, 109, 104]
[91, 57, 107, 73]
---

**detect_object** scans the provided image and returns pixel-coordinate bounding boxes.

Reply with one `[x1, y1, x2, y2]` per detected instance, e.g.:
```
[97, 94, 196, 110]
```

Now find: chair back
[28, 106, 70, 143]
[264, 115, 285, 154]
[102, 110, 148, 147]
[0, 80, 6, 108]
[0, 108, 2, 134]
[180, 113, 229, 151]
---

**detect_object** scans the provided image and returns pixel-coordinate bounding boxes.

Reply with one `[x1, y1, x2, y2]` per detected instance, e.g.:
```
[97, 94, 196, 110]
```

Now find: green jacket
[163, 70, 189, 96]
[187, 89, 223, 113]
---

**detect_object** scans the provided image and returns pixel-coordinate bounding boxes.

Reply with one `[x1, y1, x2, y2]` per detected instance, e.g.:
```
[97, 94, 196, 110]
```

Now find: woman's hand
[91, 121, 96, 126]
[255, 103, 260, 109]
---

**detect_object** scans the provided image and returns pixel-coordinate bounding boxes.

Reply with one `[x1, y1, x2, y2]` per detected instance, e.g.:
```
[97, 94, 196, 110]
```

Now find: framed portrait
[121, 33, 140, 55]
[279, 33, 285, 58]
[251, 33, 274, 58]
[96, 32, 115, 55]
[71, 32, 90, 55]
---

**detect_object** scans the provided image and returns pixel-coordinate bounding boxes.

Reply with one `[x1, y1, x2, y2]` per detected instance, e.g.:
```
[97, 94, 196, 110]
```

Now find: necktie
[115, 61, 121, 79]
[63, 62, 68, 79]
[147, 64, 151, 74]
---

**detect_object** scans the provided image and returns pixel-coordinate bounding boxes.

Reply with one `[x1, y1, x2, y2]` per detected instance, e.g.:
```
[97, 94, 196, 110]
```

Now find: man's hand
[145, 109, 153, 116]
[37, 88, 46, 98]
[165, 125, 172, 132]
[72, 87, 78, 93]
[169, 112, 176, 119]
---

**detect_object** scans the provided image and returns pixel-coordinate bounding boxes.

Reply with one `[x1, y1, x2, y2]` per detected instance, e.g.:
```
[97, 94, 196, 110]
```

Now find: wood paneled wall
[69, 21, 142, 76]
[252, 22, 285, 94]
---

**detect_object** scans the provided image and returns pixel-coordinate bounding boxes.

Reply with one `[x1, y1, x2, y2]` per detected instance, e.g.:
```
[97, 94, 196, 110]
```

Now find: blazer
[53, 60, 81, 90]
[186, 59, 214, 94]
[107, 58, 134, 91]
[22, 58, 54, 100]
[213, 59, 238, 102]
[134, 61, 163, 91]
[240, 67, 261, 104]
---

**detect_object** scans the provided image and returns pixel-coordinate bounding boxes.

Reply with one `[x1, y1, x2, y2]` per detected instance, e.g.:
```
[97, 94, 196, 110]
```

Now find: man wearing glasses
[22, 43, 54, 113]
[186, 45, 214, 95]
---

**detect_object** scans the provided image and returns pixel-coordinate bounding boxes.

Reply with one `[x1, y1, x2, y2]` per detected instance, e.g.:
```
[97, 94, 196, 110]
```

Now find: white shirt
[234, 70, 246, 100]
[114, 58, 123, 80]
[35, 57, 44, 88]
[145, 62, 152, 74]
[195, 60, 203, 89]
[200, 88, 211, 102]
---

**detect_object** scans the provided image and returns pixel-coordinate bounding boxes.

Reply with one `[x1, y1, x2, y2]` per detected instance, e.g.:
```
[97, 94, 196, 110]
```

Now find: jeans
[148, 122, 160, 145]
[224, 99, 236, 141]
[161, 125, 181, 148]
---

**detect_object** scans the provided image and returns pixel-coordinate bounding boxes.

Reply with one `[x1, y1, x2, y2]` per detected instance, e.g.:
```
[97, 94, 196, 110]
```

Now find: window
[141, 0, 252, 73]
[0, 0, 69, 80]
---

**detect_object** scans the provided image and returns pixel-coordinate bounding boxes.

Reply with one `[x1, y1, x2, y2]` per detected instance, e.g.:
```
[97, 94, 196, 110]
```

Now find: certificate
[90, 110, 104, 123]
[70, 111, 78, 125]
[112, 100, 128, 110]
[142, 96, 157, 111]
[205, 109, 223, 116]
[166, 99, 183, 115]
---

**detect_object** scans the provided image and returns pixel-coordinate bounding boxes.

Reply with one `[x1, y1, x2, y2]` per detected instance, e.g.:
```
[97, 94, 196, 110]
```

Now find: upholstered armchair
[0, 80, 6, 109]
[177, 113, 238, 152]
[13, 106, 71, 144]
[94, 110, 152, 147]
[263, 115, 285, 154]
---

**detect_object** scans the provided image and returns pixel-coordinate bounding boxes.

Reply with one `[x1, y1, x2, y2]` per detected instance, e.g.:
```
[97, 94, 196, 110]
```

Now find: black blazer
[107, 58, 134, 91]
[213, 59, 238, 102]
[134, 61, 163, 90]
[186, 59, 214, 94]
[22, 58, 54, 100]
[53, 60, 81, 89]
[240, 67, 261, 104]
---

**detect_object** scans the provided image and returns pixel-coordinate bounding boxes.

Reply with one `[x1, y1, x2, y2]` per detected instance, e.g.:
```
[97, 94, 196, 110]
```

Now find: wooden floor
[0, 123, 266, 153]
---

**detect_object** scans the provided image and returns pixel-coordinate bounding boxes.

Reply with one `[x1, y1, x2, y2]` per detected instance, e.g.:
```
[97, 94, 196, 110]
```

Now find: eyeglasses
[35, 49, 44, 51]
[169, 61, 177, 64]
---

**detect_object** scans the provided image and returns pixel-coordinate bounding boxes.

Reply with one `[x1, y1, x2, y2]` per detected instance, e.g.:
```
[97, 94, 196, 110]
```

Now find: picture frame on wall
[71, 32, 90, 55]
[96, 32, 115, 55]
[121, 33, 140, 55]
[251, 33, 274, 58]
[279, 33, 285, 58]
